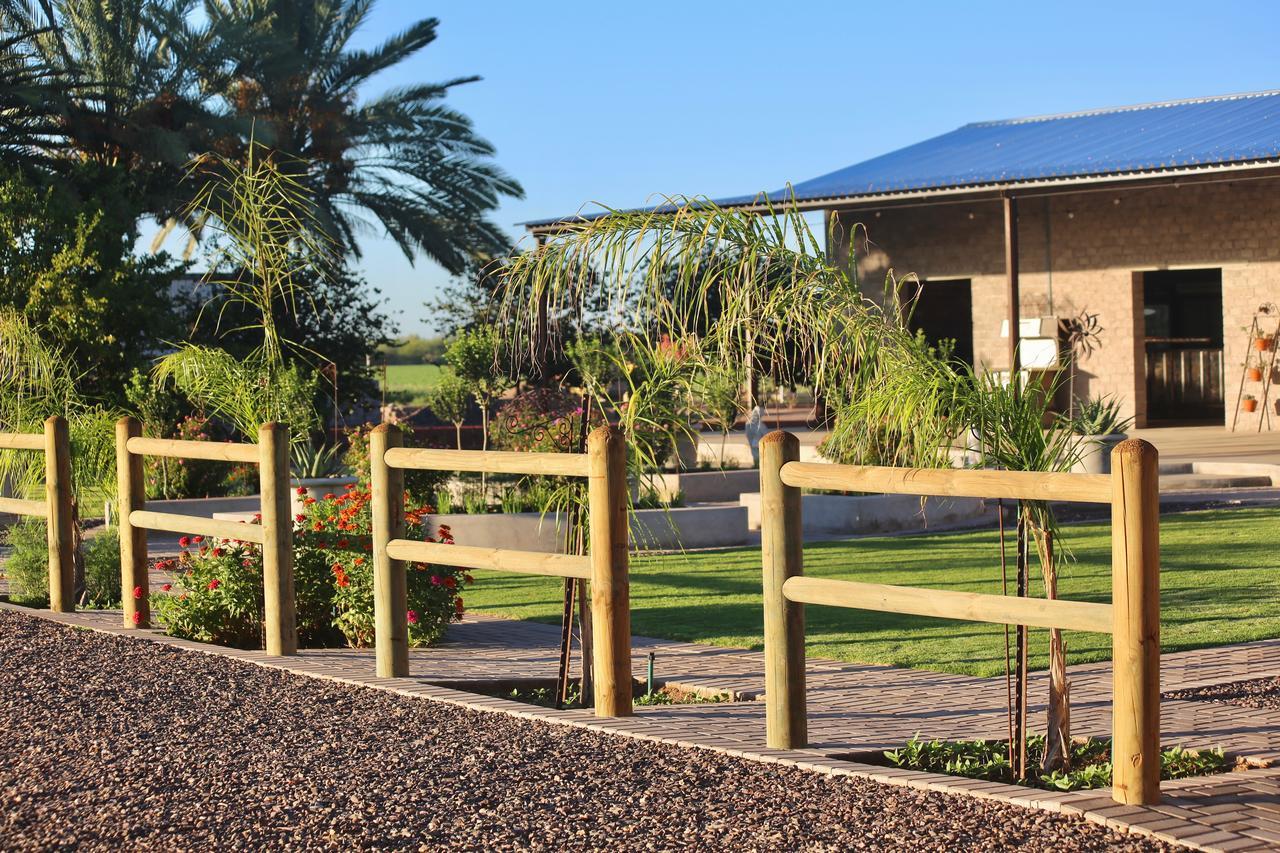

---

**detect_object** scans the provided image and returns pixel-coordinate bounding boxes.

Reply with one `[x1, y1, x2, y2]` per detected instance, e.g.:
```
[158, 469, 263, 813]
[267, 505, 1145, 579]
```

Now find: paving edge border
[4, 603, 1242, 852]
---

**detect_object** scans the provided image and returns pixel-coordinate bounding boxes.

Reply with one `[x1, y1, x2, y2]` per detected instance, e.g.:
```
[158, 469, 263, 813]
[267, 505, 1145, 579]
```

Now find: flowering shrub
[150, 486, 470, 649]
[343, 422, 448, 503]
[295, 484, 470, 646]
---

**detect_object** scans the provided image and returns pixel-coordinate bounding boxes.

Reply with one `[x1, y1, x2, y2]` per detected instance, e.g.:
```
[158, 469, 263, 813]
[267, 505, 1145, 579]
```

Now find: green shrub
[1, 518, 120, 608]
[343, 422, 447, 504]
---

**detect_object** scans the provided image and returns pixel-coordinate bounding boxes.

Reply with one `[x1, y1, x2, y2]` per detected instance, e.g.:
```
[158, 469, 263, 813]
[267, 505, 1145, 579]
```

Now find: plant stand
[1230, 303, 1279, 432]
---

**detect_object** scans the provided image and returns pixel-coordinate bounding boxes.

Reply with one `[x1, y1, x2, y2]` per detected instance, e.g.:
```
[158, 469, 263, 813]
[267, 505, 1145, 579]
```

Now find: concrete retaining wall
[739, 492, 993, 536]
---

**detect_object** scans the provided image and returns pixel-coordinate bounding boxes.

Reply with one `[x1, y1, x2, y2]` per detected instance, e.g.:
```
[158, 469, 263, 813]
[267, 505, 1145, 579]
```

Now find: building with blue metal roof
[528, 90, 1280, 432]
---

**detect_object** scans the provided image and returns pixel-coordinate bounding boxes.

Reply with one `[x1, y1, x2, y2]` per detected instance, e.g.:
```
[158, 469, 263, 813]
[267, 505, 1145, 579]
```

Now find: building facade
[829, 175, 1280, 430]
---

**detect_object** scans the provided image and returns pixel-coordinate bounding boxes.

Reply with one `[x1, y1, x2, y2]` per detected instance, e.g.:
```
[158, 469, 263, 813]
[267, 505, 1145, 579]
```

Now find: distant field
[385, 363, 444, 406]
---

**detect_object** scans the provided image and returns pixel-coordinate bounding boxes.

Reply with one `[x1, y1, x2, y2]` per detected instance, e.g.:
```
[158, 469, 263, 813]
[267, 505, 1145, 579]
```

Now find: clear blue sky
[216, 1, 1280, 336]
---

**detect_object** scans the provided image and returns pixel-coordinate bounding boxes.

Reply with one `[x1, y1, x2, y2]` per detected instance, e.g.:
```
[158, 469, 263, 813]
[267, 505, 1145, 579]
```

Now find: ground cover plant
[873, 735, 1232, 792]
[1, 520, 120, 608]
[462, 506, 1280, 677]
[151, 486, 470, 648]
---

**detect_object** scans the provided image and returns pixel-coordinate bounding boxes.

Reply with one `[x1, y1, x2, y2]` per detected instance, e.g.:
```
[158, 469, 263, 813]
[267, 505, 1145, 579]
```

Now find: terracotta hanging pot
[1256, 336, 1276, 352]
[1242, 397, 1259, 413]
[1247, 366, 1264, 382]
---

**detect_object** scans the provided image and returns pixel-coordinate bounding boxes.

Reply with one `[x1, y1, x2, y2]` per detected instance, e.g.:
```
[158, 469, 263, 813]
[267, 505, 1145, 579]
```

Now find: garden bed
[841, 735, 1242, 793]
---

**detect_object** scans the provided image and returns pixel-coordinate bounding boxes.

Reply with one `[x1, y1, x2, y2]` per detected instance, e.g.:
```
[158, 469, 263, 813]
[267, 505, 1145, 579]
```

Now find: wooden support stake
[116, 417, 148, 627]
[44, 416, 74, 613]
[587, 425, 631, 717]
[1111, 438, 1161, 806]
[371, 424, 408, 677]
[259, 423, 296, 656]
[761, 430, 806, 748]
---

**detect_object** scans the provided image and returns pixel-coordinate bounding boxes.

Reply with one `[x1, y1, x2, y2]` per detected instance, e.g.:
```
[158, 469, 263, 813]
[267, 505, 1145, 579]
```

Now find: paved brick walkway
[8, 605, 1280, 851]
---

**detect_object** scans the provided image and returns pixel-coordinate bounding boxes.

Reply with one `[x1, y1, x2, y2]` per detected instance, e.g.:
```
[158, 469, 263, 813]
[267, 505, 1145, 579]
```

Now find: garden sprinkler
[646, 651, 656, 697]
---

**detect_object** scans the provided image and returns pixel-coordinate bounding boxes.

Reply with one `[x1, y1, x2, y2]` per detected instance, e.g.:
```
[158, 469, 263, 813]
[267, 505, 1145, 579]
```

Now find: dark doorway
[1143, 268, 1224, 422]
[906, 279, 974, 366]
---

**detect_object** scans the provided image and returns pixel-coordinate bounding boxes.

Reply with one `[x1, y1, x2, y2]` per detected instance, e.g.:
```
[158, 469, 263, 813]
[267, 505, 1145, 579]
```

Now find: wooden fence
[0, 417, 74, 611]
[369, 423, 634, 717]
[115, 417, 296, 655]
[759, 430, 1161, 806]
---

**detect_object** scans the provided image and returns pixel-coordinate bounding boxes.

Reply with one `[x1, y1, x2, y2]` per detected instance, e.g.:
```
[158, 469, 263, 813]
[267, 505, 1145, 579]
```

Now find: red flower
[430, 575, 442, 586]
[133, 585, 143, 599]
[212, 547, 225, 557]
[443, 576, 457, 589]
[304, 497, 316, 505]
[178, 536, 191, 548]
[161, 583, 172, 592]
[353, 557, 365, 566]
[406, 609, 419, 624]
[454, 597, 464, 613]
[132, 611, 142, 626]
[337, 539, 349, 549]
[323, 492, 336, 500]
[192, 536, 203, 545]
[295, 513, 306, 523]
[207, 579, 221, 590]
[297, 487, 307, 495]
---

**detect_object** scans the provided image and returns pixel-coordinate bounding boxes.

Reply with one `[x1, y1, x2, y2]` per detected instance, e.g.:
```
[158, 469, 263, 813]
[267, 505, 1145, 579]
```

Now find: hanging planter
[1255, 336, 1276, 352]
[1242, 395, 1259, 413]
[1247, 366, 1264, 382]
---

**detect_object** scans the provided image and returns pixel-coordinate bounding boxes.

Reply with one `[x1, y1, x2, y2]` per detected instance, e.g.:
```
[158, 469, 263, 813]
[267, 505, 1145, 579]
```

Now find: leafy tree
[205, 0, 523, 271]
[0, 163, 185, 402]
[424, 370, 472, 449]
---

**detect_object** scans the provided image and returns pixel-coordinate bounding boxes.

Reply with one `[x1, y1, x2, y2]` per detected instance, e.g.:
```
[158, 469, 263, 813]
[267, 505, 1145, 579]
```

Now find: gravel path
[0, 611, 1169, 851]
[1167, 676, 1280, 710]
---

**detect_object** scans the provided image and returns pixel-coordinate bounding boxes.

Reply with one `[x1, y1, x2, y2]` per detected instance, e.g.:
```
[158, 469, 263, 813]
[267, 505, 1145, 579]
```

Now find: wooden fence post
[587, 425, 632, 717]
[1111, 438, 1161, 805]
[116, 417, 148, 628]
[371, 424, 408, 677]
[259, 423, 296, 656]
[44, 416, 74, 613]
[761, 429, 806, 749]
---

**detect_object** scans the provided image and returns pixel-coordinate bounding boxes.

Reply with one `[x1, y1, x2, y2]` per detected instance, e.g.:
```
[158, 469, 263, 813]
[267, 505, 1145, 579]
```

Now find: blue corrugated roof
[525, 90, 1280, 229]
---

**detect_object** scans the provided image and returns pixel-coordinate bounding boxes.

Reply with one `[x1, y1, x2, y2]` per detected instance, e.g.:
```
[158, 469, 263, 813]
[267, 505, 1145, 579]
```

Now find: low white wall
[426, 505, 751, 553]
[739, 492, 993, 536]
[648, 469, 760, 503]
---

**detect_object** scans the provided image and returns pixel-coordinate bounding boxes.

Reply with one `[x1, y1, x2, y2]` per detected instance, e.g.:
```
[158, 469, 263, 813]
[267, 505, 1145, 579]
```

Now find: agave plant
[290, 443, 346, 479]
[1066, 395, 1133, 437]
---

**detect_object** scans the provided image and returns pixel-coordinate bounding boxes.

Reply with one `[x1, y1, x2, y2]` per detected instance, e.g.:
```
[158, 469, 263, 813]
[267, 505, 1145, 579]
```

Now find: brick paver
[8, 604, 1279, 851]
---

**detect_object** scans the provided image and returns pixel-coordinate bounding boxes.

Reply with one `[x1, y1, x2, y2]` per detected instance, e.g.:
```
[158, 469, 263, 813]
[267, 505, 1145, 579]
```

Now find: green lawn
[463, 507, 1280, 676]
[385, 363, 444, 406]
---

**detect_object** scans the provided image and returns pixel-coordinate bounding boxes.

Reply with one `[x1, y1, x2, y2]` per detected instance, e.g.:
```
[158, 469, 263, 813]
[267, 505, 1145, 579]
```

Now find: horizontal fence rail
[385, 539, 593, 580]
[0, 420, 74, 611]
[384, 446, 591, 478]
[128, 510, 267, 545]
[370, 424, 632, 717]
[760, 430, 1161, 807]
[0, 432, 44, 451]
[0, 496, 47, 517]
[126, 436, 260, 464]
[780, 461, 1113, 504]
[118, 418, 295, 656]
[781, 577, 1114, 634]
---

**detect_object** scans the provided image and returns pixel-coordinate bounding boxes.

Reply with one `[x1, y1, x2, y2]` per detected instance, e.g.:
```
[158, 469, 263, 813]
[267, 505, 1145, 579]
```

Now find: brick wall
[830, 177, 1280, 430]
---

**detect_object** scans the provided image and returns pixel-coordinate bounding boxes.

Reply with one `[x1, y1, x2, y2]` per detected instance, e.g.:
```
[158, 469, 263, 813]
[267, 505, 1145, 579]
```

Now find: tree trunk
[1039, 529, 1072, 772]
[453, 421, 462, 450]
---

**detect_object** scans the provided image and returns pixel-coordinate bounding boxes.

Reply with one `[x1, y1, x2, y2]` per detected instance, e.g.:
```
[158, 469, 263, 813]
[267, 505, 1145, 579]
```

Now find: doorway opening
[1143, 268, 1224, 423]
[906, 278, 974, 366]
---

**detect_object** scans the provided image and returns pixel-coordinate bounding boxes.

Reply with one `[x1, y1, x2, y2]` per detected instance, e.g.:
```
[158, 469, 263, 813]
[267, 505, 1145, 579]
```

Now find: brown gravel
[0, 610, 1170, 851]
[1167, 676, 1280, 710]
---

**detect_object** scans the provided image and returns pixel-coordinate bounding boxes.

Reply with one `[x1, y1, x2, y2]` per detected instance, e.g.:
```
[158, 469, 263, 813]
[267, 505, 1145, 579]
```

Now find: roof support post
[1003, 194, 1021, 377]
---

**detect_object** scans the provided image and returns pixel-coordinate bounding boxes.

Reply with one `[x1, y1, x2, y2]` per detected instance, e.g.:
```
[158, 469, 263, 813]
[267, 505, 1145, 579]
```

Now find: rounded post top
[44, 414, 67, 429]
[258, 421, 289, 437]
[370, 422, 396, 434]
[1111, 437, 1158, 465]
[760, 429, 797, 448]
[587, 423, 623, 444]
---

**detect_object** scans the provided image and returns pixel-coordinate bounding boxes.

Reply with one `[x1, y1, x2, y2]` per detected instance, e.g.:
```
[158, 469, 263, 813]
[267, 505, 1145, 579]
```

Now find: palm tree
[0, 0, 229, 223]
[205, 0, 523, 273]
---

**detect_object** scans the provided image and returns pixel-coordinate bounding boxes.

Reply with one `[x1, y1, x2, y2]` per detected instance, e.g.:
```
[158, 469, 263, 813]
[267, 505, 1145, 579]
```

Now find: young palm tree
[205, 0, 523, 272]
